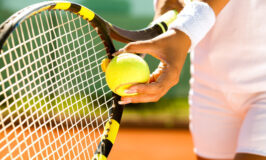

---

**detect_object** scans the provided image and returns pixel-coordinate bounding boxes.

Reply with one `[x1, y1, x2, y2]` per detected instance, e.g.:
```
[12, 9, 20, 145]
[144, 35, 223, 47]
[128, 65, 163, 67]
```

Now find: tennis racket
[0, 1, 177, 160]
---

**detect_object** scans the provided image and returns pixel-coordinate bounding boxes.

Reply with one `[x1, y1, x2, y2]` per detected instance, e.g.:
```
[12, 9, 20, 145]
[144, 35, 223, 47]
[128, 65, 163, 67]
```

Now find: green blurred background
[0, 0, 190, 128]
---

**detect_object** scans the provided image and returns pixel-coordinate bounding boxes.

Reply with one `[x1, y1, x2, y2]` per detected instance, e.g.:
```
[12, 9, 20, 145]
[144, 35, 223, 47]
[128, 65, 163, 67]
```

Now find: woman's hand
[116, 29, 191, 104]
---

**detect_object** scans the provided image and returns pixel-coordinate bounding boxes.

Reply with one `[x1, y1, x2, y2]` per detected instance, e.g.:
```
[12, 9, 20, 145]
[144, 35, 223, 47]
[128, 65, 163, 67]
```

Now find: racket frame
[0, 1, 178, 159]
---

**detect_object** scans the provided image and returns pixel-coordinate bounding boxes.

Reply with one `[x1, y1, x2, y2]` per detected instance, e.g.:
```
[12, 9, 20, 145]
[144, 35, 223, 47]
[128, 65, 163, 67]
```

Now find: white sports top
[192, 0, 266, 92]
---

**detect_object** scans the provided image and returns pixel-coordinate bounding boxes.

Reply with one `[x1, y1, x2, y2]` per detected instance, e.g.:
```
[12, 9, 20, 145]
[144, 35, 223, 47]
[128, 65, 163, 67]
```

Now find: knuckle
[150, 84, 163, 93]
[136, 84, 146, 92]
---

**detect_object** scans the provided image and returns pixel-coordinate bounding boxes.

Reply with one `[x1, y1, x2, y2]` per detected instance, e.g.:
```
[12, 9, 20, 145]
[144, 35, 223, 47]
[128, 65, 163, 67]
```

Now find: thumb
[115, 40, 162, 60]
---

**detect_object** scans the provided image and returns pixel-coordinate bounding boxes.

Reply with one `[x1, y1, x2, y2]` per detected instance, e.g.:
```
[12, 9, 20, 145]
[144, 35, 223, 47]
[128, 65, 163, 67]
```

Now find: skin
[116, 29, 191, 103]
[117, 0, 229, 104]
[116, 0, 266, 160]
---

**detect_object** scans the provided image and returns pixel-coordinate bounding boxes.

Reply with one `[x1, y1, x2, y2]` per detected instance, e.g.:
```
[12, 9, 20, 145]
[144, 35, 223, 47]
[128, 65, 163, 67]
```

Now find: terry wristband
[169, 1, 216, 50]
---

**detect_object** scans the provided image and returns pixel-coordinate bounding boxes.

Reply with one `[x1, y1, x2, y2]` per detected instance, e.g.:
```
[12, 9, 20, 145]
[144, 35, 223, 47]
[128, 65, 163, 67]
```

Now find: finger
[113, 42, 148, 56]
[113, 48, 124, 56]
[125, 65, 178, 95]
[155, 65, 179, 88]
[149, 63, 165, 83]
[149, 68, 162, 83]
[125, 82, 162, 95]
[119, 66, 180, 104]
[115, 41, 164, 61]
[119, 93, 161, 104]
[123, 41, 153, 54]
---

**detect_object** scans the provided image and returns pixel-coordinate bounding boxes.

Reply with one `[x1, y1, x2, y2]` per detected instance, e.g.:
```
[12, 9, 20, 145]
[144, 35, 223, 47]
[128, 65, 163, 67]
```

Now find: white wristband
[169, 1, 216, 50]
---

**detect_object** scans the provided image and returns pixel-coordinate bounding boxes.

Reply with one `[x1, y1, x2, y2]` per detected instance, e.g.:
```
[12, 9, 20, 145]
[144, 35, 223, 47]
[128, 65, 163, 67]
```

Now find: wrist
[169, 1, 216, 50]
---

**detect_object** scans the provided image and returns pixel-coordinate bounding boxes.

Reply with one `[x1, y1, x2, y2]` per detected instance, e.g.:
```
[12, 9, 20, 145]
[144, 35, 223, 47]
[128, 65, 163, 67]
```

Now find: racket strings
[0, 10, 113, 160]
[1, 12, 106, 160]
[0, 39, 106, 108]
[1, 15, 107, 122]
[0, 17, 103, 81]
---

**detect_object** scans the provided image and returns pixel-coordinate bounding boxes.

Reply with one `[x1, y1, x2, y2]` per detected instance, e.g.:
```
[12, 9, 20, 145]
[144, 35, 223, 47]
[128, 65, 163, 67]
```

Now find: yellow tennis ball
[105, 53, 150, 96]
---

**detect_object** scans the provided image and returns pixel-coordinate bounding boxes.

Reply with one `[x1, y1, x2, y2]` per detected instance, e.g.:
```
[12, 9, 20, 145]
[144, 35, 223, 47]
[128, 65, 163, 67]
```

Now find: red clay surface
[109, 129, 196, 160]
[1, 128, 196, 160]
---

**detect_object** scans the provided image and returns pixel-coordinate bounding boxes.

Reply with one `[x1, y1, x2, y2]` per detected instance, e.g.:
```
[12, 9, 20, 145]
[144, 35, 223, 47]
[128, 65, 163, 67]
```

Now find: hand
[116, 29, 191, 104]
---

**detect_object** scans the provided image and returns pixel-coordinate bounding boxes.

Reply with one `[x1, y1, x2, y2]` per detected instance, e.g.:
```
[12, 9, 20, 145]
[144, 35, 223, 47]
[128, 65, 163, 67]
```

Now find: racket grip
[150, 10, 178, 28]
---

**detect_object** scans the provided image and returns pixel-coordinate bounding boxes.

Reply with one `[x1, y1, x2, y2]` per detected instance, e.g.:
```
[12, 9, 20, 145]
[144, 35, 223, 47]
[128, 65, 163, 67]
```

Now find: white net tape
[0, 10, 113, 160]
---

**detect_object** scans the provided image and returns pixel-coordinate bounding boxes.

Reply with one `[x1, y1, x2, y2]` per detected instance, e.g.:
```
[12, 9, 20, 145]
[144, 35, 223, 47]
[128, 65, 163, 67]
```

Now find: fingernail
[118, 100, 131, 105]
[113, 49, 123, 56]
[124, 89, 137, 94]
[117, 48, 123, 52]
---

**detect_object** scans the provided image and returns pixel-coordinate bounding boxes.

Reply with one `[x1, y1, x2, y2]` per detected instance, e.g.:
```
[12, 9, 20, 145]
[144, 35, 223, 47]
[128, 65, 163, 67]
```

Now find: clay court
[109, 129, 196, 160]
[1, 128, 196, 160]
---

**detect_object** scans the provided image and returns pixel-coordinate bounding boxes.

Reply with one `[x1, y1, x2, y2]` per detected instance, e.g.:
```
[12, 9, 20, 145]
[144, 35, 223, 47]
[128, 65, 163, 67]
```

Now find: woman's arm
[118, 0, 230, 104]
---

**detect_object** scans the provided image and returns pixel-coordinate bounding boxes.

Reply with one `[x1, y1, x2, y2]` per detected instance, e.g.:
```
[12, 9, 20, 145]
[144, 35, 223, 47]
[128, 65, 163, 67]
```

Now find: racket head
[0, 1, 122, 160]
[0, 1, 178, 159]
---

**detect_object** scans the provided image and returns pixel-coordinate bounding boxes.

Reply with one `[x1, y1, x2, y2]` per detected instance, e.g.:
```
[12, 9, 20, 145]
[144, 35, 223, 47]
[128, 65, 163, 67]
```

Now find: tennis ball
[104, 53, 150, 96]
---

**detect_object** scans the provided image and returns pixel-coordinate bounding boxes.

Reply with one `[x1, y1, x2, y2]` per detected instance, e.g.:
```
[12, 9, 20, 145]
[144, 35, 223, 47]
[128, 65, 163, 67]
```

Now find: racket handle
[150, 10, 178, 28]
